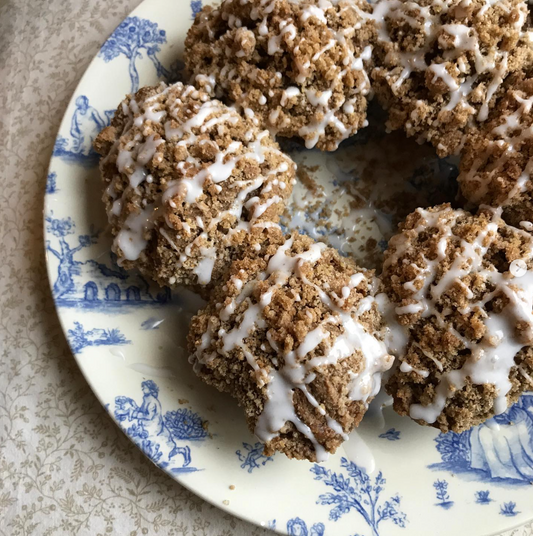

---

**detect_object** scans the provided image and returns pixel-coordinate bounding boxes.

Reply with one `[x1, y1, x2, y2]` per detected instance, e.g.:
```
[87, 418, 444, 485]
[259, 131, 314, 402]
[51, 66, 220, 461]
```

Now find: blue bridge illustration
[114, 380, 208, 472]
[45, 215, 170, 311]
[431, 393, 533, 484]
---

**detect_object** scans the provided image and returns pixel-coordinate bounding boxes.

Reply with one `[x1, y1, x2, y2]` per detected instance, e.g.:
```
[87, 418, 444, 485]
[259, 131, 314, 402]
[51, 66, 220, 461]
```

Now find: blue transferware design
[286, 517, 325, 536]
[191, 0, 202, 18]
[53, 95, 115, 167]
[236, 442, 273, 473]
[500, 502, 520, 517]
[46, 172, 58, 194]
[45, 215, 170, 310]
[311, 457, 406, 536]
[431, 393, 533, 484]
[99, 17, 174, 93]
[114, 380, 208, 473]
[68, 321, 130, 354]
[433, 480, 453, 510]
[379, 428, 401, 441]
[475, 491, 492, 505]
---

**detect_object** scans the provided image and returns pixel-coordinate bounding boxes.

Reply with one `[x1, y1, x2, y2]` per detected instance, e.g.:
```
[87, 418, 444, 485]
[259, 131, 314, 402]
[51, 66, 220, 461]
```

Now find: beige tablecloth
[1, 1, 532, 534]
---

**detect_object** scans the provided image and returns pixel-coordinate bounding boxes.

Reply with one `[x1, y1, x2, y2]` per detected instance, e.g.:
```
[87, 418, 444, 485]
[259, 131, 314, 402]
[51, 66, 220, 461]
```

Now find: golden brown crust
[187, 232, 393, 460]
[94, 82, 295, 291]
[372, 0, 532, 157]
[383, 204, 533, 432]
[185, 0, 375, 151]
[459, 71, 533, 227]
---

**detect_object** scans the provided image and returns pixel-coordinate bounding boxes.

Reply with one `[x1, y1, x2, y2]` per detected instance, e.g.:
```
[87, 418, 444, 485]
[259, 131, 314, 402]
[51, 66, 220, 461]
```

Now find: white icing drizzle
[372, 0, 526, 133]
[102, 82, 294, 283]
[385, 206, 533, 423]
[460, 92, 533, 206]
[193, 0, 374, 149]
[191, 236, 393, 460]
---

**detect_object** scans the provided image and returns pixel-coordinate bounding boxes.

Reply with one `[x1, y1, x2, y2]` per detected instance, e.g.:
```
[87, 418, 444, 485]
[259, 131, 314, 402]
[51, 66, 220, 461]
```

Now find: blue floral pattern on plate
[311, 458, 407, 536]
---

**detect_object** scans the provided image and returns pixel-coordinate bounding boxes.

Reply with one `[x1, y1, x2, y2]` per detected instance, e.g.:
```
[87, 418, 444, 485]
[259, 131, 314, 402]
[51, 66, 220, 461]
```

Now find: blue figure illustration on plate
[114, 380, 208, 473]
[236, 442, 274, 473]
[433, 480, 453, 510]
[45, 215, 170, 310]
[68, 321, 130, 354]
[311, 457, 406, 536]
[99, 17, 180, 93]
[53, 95, 115, 167]
[286, 517, 325, 536]
[431, 393, 533, 484]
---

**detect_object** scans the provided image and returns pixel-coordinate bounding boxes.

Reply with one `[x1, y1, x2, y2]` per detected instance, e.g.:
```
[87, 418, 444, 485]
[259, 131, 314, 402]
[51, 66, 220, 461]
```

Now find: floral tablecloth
[1, 0, 532, 534]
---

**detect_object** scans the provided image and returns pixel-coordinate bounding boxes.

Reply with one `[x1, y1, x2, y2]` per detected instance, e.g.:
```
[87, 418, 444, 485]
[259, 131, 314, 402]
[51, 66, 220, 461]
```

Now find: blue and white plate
[44, 1, 533, 534]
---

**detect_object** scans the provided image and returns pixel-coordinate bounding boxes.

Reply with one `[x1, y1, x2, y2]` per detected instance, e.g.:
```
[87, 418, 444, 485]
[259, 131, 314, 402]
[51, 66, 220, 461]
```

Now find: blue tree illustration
[191, 0, 203, 18]
[163, 408, 209, 441]
[45, 216, 99, 298]
[500, 502, 519, 517]
[67, 322, 129, 354]
[433, 480, 453, 509]
[311, 458, 406, 536]
[433, 429, 471, 468]
[475, 491, 492, 505]
[46, 172, 58, 194]
[236, 442, 273, 473]
[99, 17, 168, 92]
[378, 428, 401, 441]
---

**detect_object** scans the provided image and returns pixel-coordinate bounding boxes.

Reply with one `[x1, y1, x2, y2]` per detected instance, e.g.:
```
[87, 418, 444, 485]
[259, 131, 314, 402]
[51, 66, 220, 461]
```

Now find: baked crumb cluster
[94, 0, 533, 462]
[187, 230, 393, 460]
[185, 0, 376, 151]
[94, 81, 295, 291]
[383, 204, 533, 432]
[371, 0, 532, 156]
[459, 72, 533, 227]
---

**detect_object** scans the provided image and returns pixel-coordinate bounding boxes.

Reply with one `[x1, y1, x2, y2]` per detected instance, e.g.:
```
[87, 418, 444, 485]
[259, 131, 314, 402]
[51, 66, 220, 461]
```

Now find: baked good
[458, 71, 533, 228]
[184, 0, 375, 151]
[372, 0, 532, 157]
[93, 81, 295, 290]
[383, 204, 533, 432]
[187, 230, 394, 460]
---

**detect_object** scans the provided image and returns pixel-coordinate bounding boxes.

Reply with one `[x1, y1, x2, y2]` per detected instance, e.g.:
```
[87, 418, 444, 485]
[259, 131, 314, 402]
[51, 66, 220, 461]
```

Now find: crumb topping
[185, 0, 376, 151]
[94, 81, 295, 289]
[188, 232, 393, 460]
